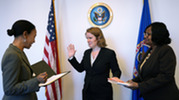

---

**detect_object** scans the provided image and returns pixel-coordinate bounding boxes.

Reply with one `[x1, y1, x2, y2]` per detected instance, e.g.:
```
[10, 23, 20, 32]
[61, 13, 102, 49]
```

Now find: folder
[31, 60, 56, 78]
[31, 60, 70, 87]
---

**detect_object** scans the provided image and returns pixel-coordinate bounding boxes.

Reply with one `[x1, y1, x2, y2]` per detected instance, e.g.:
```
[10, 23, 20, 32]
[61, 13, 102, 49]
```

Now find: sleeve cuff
[68, 56, 74, 60]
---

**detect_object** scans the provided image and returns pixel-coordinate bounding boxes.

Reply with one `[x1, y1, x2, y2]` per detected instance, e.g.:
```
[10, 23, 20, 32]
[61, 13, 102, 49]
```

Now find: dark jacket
[1, 44, 40, 100]
[133, 45, 179, 100]
[68, 48, 121, 100]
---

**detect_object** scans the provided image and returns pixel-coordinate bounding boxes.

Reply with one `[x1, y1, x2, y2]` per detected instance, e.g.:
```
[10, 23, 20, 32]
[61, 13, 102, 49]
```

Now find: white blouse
[90, 48, 101, 66]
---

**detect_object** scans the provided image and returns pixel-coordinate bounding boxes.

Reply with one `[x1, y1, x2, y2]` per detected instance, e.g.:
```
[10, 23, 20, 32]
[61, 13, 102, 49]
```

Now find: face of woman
[144, 26, 153, 46]
[86, 32, 98, 49]
[25, 29, 36, 49]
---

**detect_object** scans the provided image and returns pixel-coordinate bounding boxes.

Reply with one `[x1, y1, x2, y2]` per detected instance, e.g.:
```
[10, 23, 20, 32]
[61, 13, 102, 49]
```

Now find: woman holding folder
[67, 27, 121, 100]
[1, 20, 48, 100]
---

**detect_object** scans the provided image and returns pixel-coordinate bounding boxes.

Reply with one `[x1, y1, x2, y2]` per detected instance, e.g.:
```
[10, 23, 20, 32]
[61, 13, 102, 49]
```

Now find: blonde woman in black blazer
[67, 27, 121, 100]
[1, 20, 47, 100]
[126, 22, 179, 100]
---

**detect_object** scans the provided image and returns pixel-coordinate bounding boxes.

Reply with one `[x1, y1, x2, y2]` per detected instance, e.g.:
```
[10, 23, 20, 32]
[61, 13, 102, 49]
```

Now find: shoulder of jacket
[102, 47, 115, 53]
[158, 45, 172, 51]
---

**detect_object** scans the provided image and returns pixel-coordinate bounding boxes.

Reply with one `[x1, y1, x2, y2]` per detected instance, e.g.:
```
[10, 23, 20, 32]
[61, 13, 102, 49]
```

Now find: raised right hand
[67, 44, 76, 58]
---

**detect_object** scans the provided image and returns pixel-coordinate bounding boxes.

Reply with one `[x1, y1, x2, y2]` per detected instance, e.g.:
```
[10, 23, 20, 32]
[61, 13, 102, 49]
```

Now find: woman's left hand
[125, 80, 139, 90]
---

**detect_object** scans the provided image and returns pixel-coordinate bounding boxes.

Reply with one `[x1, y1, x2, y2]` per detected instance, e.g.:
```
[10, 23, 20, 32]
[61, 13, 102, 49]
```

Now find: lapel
[10, 44, 31, 71]
[138, 47, 159, 80]
[21, 52, 31, 66]
[91, 48, 103, 67]
[86, 49, 92, 68]
[140, 46, 159, 72]
[138, 48, 152, 72]
[138, 47, 152, 80]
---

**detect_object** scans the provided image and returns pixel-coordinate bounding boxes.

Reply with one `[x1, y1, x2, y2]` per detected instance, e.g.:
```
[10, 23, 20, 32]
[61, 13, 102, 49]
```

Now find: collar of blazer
[88, 47, 103, 67]
[10, 44, 31, 66]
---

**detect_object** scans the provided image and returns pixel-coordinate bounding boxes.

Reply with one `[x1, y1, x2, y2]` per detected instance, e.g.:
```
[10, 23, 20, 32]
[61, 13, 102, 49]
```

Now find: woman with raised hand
[67, 27, 121, 100]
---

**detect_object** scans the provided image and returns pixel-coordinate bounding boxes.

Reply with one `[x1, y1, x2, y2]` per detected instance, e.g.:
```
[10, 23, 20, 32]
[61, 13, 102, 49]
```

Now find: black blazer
[133, 45, 179, 100]
[68, 47, 121, 100]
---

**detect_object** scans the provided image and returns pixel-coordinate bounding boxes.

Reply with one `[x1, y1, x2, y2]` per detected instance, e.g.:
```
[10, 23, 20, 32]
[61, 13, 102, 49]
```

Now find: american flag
[43, 0, 62, 100]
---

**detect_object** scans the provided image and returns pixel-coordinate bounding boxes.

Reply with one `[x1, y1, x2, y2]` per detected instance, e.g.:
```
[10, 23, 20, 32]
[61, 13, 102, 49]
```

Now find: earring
[24, 39, 26, 42]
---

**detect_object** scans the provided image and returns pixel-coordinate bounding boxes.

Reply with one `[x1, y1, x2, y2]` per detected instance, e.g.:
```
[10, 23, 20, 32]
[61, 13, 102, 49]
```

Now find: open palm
[67, 44, 76, 58]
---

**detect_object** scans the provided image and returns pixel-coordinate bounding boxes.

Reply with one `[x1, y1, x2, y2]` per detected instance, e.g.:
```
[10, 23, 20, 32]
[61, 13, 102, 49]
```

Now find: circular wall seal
[88, 3, 113, 28]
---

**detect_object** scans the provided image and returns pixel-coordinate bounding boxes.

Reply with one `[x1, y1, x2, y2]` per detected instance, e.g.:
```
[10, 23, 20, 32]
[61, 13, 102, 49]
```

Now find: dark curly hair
[145, 22, 171, 46]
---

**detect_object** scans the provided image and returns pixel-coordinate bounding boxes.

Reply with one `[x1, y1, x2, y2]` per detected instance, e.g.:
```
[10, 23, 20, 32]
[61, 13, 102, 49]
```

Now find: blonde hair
[86, 27, 107, 47]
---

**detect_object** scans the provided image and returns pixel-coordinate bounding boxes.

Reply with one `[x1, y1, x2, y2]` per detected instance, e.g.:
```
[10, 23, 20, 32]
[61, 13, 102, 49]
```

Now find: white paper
[108, 79, 131, 86]
[39, 71, 70, 87]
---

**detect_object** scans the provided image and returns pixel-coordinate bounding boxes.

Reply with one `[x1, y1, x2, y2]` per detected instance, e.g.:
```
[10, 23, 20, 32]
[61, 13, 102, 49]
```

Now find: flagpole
[52, 0, 60, 68]
[52, 0, 61, 74]
[52, 0, 62, 99]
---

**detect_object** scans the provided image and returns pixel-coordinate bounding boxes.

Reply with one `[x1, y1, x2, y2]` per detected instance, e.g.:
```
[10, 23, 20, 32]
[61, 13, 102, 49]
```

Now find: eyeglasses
[143, 32, 152, 36]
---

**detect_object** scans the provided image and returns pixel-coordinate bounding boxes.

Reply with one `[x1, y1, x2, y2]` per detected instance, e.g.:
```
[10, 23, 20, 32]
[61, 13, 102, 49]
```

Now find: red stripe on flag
[45, 87, 50, 100]
[45, 36, 49, 45]
[51, 82, 58, 100]
[44, 48, 49, 59]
